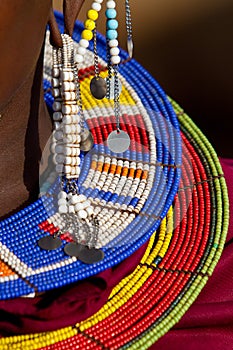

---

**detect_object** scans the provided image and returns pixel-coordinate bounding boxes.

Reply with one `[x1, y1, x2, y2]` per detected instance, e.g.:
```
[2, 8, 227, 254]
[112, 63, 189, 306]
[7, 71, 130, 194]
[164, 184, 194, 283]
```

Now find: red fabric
[0, 242, 147, 336]
[150, 158, 233, 350]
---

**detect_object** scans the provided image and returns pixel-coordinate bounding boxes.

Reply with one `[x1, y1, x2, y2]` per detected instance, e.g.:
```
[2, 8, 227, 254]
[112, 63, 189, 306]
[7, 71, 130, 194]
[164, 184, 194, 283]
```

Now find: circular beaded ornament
[0, 14, 182, 298]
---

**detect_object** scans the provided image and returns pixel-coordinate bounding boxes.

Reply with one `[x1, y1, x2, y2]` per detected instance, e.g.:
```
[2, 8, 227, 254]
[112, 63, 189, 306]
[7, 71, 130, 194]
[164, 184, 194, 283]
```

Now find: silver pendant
[78, 246, 104, 264]
[80, 129, 94, 152]
[38, 235, 62, 250]
[64, 242, 83, 257]
[107, 129, 130, 153]
[90, 76, 107, 100]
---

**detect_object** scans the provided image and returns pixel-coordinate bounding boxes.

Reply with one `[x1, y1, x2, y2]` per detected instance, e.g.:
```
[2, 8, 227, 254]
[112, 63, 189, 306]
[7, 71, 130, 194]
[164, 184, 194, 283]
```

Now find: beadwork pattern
[0, 14, 182, 298]
[0, 12, 229, 349]
[0, 100, 229, 349]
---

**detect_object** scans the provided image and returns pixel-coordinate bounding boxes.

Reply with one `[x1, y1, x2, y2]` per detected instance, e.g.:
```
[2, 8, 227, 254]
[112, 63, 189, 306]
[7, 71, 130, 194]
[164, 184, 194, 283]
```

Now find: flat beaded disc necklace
[0, 14, 183, 299]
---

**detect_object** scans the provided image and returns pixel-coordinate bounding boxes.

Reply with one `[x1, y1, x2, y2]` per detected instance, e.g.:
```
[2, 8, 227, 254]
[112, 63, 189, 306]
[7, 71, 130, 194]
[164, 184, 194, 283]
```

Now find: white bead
[53, 88, 60, 98]
[56, 154, 65, 164]
[54, 121, 61, 130]
[110, 47, 120, 56]
[65, 156, 72, 164]
[62, 82, 70, 91]
[111, 55, 121, 65]
[52, 68, 60, 77]
[77, 46, 86, 56]
[62, 105, 72, 114]
[58, 198, 67, 206]
[63, 135, 73, 143]
[109, 39, 118, 48]
[72, 112, 79, 120]
[79, 39, 89, 48]
[58, 191, 67, 199]
[64, 147, 72, 156]
[54, 130, 63, 141]
[74, 203, 84, 211]
[82, 200, 91, 209]
[64, 125, 72, 134]
[52, 78, 59, 87]
[63, 115, 72, 124]
[69, 194, 79, 205]
[58, 205, 68, 214]
[71, 167, 76, 176]
[86, 206, 94, 216]
[70, 92, 76, 100]
[68, 205, 75, 214]
[69, 72, 74, 81]
[92, 2, 101, 11]
[62, 92, 71, 100]
[74, 54, 84, 63]
[78, 210, 88, 219]
[52, 101, 61, 111]
[64, 165, 71, 173]
[53, 111, 62, 121]
[55, 144, 64, 153]
[69, 82, 75, 91]
[67, 193, 73, 200]
[107, 0, 115, 8]
[95, 0, 103, 3]
[78, 194, 87, 202]
[61, 71, 70, 81]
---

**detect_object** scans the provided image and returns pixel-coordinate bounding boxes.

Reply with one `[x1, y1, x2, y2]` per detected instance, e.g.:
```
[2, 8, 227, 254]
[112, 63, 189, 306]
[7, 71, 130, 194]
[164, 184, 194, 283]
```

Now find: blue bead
[107, 19, 118, 30]
[105, 8, 117, 19]
[106, 29, 118, 40]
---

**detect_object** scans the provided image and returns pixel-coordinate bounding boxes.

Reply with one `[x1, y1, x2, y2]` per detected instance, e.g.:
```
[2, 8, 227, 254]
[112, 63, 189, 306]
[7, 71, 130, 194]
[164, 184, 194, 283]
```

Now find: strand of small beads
[39, 34, 103, 262]
[74, 0, 104, 65]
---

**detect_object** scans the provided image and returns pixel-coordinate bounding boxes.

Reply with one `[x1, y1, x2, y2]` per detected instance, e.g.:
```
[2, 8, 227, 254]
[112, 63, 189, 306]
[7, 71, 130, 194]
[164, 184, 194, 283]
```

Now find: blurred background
[53, 0, 233, 158]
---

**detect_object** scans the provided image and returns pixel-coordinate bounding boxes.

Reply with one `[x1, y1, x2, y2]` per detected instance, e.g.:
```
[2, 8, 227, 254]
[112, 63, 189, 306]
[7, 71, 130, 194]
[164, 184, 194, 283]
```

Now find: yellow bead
[85, 19, 95, 31]
[87, 9, 98, 21]
[82, 29, 93, 41]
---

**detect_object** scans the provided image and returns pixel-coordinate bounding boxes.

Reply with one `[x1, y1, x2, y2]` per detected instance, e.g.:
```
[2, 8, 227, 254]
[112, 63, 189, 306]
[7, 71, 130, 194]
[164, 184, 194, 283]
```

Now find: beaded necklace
[0, 13, 183, 299]
[0, 99, 229, 349]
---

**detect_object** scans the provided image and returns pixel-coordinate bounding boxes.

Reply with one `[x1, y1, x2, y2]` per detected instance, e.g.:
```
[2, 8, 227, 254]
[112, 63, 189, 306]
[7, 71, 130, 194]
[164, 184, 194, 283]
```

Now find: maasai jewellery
[38, 34, 104, 263]
[105, 0, 131, 153]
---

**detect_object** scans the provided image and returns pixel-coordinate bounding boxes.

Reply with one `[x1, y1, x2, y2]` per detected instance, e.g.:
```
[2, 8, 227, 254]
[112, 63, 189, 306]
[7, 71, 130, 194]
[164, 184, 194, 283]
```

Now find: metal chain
[106, 39, 113, 99]
[113, 65, 121, 132]
[73, 63, 85, 133]
[93, 27, 99, 78]
[125, 0, 134, 58]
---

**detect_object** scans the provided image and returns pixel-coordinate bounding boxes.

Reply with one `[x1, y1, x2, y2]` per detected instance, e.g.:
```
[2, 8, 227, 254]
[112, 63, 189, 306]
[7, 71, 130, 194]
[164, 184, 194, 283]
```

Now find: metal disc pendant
[90, 76, 107, 100]
[107, 130, 131, 153]
[106, 77, 122, 100]
[64, 242, 84, 257]
[38, 236, 62, 250]
[80, 129, 94, 152]
[78, 246, 104, 264]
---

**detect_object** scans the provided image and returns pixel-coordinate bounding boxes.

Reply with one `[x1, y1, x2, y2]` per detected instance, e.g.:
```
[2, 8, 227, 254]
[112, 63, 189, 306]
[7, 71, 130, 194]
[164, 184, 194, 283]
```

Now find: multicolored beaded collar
[0, 13, 182, 299]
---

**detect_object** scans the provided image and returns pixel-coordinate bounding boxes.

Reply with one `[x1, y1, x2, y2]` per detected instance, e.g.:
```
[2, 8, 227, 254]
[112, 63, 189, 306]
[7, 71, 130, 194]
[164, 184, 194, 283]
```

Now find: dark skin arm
[0, 0, 85, 219]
